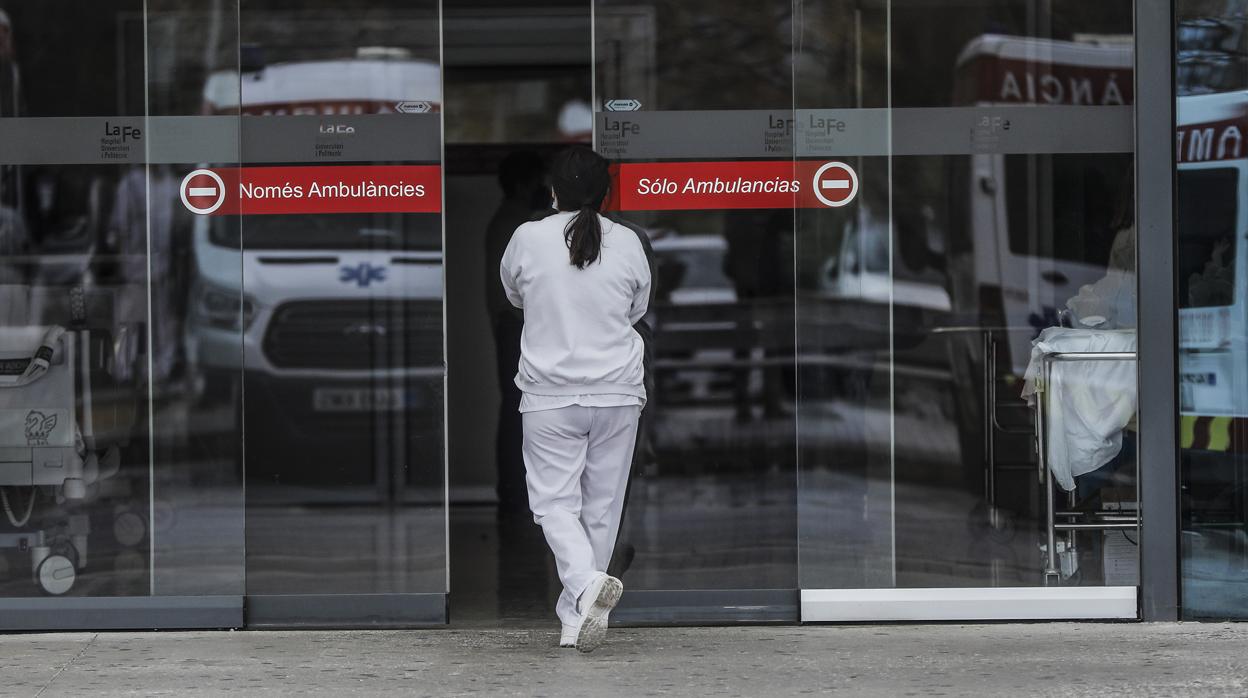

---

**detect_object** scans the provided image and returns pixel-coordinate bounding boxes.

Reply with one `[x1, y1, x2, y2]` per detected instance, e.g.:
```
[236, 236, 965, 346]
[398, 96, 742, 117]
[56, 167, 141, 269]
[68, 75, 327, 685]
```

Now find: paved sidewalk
[4, 623, 1248, 696]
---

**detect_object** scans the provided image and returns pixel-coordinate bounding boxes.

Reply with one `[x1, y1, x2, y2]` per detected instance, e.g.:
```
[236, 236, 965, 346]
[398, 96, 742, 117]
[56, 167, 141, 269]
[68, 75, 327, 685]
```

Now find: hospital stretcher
[1030, 349, 1139, 586]
[0, 285, 140, 595]
[939, 323, 1140, 587]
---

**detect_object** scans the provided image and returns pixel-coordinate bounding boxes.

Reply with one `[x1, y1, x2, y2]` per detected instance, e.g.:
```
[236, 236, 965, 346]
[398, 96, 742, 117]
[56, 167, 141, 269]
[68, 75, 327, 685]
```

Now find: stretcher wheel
[36, 554, 76, 596]
[52, 541, 80, 570]
[988, 507, 1017, 544]
[114, 510, 146, 548]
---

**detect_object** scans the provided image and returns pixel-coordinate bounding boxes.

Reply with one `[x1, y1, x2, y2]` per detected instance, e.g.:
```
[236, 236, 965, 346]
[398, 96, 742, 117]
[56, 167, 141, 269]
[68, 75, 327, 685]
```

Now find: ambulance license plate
[312, 387, 410, 412]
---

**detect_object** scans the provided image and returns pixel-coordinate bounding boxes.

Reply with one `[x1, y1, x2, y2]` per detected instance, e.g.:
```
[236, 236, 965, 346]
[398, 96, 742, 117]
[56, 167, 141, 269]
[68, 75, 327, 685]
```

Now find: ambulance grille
[263, 300, 443, 370]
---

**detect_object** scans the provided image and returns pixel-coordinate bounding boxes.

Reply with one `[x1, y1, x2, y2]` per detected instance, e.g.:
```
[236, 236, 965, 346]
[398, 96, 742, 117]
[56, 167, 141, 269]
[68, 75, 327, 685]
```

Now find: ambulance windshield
[1178, 168, 1238, 308]
[1005, 154, 1130, 267]
[209, 213, 441, 251]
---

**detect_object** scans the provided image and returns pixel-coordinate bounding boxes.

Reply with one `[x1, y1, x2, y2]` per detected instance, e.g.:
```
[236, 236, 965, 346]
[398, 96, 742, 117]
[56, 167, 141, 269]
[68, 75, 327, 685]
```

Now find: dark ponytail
[550, 146, 611, 269]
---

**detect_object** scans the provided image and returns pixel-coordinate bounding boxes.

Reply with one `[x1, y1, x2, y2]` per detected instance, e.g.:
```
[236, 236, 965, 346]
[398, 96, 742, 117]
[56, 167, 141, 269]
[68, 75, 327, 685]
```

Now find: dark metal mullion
[0, 596, 243, 631]
[1135, 0, 1180, 621]
[245, 593, 446, 628]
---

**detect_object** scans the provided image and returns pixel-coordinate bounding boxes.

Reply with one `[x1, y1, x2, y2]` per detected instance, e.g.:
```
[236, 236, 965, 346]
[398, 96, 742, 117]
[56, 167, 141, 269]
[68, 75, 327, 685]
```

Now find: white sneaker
[573, 573, 623, 653]
[559, 625, 577, 648]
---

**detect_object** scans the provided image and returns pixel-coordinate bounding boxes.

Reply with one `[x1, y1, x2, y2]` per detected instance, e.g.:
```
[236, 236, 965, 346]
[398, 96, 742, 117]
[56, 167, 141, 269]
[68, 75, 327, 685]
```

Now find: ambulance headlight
[195, 284, 256, 331]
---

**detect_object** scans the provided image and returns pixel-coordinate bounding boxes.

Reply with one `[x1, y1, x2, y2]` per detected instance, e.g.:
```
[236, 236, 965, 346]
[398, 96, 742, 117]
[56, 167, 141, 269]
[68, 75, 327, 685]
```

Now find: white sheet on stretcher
[1022, 327, 1137, 492]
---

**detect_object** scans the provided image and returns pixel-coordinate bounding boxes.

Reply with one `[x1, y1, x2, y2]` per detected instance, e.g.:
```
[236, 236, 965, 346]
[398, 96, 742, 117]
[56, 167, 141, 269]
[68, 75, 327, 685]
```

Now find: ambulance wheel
[37, 554, 76, 596]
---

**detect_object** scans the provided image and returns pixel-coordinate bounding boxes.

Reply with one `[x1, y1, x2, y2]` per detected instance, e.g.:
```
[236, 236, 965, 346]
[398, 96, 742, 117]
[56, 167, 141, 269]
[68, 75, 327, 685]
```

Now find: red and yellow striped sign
[1181, 415, 1240, 452]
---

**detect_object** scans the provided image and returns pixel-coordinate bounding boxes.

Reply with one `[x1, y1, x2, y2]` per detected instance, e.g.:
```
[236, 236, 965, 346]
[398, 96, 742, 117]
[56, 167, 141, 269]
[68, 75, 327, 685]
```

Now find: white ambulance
[186, 51, 444, 498]
[1173, 90, 1248, 609]
[952, 34, 1135, 375]
[1176, 91, 1248, 443]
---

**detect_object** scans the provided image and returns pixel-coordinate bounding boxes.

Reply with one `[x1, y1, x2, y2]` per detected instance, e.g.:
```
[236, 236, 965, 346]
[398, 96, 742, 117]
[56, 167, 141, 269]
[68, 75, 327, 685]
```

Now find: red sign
[235, 101, 441, 116]
[957, 55, 1133, 106]
[180, 169, 227, 215]
[1177, 117, 1248, 164]
[206, 101, 442, 116]
[180, 165, 442, 215]
[607, 160, 859, 211]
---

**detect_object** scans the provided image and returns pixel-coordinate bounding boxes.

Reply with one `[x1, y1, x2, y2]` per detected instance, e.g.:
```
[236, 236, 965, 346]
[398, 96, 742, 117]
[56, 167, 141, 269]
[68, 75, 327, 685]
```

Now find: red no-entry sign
[607, 160, 861, 211]
[180, 169, 227, 215]
[177, 165, 442, 216]
[812, 161, 858, 208]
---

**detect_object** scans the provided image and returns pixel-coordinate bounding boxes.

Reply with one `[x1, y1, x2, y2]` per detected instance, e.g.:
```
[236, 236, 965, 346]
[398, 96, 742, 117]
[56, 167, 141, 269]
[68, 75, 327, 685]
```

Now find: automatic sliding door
[1177, 2, 1248, 619]
[235, 1, 447, 625]
[791, 0, 894, 594]
[796, 0, 1140, 621]
[591, 0, 800, 622]
[0, 0, 245, 629]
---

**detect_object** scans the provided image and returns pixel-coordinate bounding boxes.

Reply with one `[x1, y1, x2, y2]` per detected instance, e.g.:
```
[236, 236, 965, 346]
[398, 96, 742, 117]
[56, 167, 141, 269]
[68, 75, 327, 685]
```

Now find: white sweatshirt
[500, 211, 651, 402]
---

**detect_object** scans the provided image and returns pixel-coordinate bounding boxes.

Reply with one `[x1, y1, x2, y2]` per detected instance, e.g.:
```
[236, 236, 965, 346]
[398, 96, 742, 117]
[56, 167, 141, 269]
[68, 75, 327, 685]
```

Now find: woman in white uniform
[500, 146, 651, 652]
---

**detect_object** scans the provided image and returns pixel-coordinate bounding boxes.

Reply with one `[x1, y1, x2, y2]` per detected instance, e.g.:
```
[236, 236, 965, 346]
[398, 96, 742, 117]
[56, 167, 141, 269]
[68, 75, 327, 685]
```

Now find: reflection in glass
[795, 0, 1138, 592]
[232, 1, 446, 597]
[594, 0, 799, 593]
[1177, 1, 1248, 620]
[0, 1, 244, 603]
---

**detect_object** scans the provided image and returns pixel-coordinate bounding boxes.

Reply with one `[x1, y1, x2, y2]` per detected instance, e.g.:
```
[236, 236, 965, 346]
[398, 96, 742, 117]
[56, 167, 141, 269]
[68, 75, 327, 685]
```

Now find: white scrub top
[519, 392, 644, 413]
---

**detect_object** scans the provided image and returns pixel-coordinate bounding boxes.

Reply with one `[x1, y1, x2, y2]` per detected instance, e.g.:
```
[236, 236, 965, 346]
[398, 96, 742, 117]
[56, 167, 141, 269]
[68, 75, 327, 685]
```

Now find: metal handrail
[969, 327, 1047, 548]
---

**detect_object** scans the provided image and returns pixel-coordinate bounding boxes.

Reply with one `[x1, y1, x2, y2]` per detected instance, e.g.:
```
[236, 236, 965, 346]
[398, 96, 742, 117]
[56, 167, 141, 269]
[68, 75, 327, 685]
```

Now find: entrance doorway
[0, 0, 1152, 631]
[442, 4, 594, 625]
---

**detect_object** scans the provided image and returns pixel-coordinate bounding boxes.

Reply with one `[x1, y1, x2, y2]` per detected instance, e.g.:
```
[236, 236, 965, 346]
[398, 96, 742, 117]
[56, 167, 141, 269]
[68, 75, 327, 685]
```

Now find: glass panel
[236, 1, 446, 598]
[0, 1, 244, 604]
[147, 0, 245, 598]
[591, 0, 799, 592]
[796, 0, 1139, 594]
[793, 0, 894, 590]
[1177, 1, 1248, 619]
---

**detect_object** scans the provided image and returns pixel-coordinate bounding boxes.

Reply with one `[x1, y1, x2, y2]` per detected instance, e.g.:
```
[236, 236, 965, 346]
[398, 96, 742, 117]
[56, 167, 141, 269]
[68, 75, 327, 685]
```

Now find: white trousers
[522, 404, 640, 628]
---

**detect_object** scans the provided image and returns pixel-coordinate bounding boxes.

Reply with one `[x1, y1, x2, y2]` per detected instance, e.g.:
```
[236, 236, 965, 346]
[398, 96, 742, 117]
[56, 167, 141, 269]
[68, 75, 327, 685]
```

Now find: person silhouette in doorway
[486, 151, 551, 516]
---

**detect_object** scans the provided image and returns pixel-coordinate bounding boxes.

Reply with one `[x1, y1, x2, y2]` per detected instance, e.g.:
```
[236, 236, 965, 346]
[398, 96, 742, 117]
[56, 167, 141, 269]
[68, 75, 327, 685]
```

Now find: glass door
[592, 0, 1141, 622]
[0, 0, 245, 628]
[592, 0, 801, 621]
[795, 0, 1141, 620]
[234, 0, 447, 625]
[1177, 1, 1248, 620]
